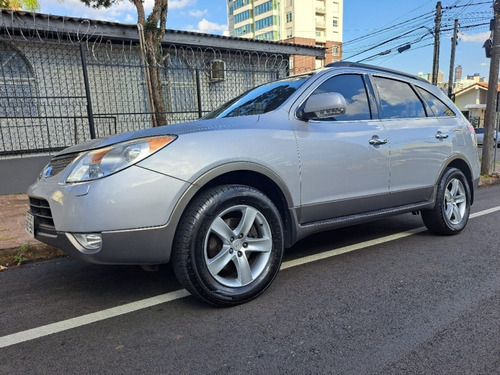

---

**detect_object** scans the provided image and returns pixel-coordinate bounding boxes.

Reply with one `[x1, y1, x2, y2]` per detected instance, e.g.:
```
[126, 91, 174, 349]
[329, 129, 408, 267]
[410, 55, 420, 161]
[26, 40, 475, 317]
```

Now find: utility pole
[482, 0, 500, 176]
[432, 1, 442, 85]
[448, 19, 458, 98]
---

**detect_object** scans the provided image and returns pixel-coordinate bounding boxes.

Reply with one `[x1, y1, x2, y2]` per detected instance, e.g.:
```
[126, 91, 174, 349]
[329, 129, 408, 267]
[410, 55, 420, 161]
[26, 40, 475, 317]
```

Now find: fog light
[73, 233, 102, 250]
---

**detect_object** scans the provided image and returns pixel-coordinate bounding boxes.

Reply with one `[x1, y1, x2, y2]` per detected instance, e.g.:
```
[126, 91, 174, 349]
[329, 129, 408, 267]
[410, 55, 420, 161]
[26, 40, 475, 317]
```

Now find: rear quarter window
[416, 87, 456, 117]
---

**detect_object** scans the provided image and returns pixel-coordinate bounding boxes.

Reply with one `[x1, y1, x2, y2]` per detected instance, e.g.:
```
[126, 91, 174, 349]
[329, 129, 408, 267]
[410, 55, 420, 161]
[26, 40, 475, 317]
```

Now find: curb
[477, 171, 500, 187]
[0, 242, 66, 270]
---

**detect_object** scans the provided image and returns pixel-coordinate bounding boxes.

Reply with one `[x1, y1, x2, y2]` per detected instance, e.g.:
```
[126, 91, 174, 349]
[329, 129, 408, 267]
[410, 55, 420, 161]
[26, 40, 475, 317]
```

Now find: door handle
[435, 131, 449, 139]
[369, 137, 388, 146]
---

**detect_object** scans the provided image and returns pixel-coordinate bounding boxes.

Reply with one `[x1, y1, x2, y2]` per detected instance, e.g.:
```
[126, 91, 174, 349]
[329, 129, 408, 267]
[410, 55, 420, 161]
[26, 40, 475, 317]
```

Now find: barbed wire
[0, 12, 290, 71]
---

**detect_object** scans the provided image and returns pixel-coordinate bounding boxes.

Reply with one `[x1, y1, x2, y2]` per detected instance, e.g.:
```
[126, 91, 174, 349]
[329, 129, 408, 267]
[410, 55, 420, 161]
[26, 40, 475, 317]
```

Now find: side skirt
[290, 200, 434, 245]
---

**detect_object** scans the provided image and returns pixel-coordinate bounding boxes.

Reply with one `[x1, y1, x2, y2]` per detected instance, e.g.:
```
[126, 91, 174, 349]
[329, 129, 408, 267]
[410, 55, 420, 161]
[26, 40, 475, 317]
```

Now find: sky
[37, 0, 495, 80]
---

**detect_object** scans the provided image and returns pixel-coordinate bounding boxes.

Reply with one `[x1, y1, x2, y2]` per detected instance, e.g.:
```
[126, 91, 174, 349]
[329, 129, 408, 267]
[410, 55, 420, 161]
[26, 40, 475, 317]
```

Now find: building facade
[455, 65, 462, 81]
[227, 0, 343, 72]
[453, 82, 500, 128]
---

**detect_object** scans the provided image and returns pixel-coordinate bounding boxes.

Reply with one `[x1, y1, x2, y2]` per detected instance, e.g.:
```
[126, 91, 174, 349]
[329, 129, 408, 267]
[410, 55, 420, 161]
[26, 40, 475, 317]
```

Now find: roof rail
[326, 61, 428, 83]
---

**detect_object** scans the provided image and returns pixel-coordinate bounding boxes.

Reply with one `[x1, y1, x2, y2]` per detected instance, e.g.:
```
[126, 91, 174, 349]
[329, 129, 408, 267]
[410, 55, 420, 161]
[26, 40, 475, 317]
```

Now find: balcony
[315, 32, 326, 43]
[315, 20, 326, 29]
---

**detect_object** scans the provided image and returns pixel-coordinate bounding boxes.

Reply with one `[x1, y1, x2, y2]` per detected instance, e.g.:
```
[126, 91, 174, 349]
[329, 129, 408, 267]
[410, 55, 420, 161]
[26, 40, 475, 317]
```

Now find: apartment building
[227, 0, 343, 73]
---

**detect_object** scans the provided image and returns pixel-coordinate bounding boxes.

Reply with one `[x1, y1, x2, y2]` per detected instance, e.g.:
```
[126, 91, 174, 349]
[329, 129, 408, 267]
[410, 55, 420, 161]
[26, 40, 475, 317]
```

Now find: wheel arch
[442, 157, 475, 204]
[171, 163, 297, 249]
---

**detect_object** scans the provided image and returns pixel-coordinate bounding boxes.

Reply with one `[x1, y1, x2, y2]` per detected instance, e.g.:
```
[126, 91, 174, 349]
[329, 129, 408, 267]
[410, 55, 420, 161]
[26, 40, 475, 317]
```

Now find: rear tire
[422, 168, 471, 235]
[172, 185, 284, 306]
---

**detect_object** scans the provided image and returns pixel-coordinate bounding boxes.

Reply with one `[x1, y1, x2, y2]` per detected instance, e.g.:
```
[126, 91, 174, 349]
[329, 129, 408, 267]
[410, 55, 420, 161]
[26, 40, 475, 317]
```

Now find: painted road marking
[1, 205, 499, 349]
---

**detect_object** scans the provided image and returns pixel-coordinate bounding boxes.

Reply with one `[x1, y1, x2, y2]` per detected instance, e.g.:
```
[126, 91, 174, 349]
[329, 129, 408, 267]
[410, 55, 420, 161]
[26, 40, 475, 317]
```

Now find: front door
[291, 73, 390, 224]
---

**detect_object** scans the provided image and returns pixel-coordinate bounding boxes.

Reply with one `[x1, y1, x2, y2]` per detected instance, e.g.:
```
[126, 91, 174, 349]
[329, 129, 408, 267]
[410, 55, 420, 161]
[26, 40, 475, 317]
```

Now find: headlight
[66, 135, 176, 183]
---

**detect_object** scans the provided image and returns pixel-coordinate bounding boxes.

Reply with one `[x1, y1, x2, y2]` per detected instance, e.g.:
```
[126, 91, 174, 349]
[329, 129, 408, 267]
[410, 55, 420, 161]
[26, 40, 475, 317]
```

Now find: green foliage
[2, 0, 40, 11]
[78, 0, 120, 9]
[14, 243, 29, 266]
[143, 21, 160, 32]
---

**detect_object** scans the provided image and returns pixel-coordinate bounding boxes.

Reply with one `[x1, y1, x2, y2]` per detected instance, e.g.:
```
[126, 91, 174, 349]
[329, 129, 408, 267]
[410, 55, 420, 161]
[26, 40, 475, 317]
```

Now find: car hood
[55, 116, 261, 156]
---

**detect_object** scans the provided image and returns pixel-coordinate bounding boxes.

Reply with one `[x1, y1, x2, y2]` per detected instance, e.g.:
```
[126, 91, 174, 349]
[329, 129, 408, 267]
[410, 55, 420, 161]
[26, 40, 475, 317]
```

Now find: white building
[454, 82, 497, 127]
[227, 0, 343, 72]
[453, 74, 485, 93]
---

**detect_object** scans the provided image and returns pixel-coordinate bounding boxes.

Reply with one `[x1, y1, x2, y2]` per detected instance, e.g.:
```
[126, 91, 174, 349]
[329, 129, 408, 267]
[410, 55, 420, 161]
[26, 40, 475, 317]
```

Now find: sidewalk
[1, 166, 500, 269]
[0, 194, 64, 268]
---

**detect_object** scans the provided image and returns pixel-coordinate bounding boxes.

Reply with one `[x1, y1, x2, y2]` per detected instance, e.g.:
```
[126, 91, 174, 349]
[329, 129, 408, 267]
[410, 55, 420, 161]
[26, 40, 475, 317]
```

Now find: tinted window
[204, 75, 311, 119]
[311, 74, 371, 121]
[416, 87, 455, 117]
[372, 76, 425, 119]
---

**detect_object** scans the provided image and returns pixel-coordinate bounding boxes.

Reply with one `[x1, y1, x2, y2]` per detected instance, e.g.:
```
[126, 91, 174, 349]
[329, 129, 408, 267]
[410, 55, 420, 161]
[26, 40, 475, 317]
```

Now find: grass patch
[14, 243, 29, 266]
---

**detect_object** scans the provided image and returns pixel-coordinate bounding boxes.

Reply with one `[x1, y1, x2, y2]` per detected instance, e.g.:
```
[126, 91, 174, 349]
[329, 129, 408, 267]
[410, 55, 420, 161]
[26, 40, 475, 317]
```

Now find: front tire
[172, 185, 284, 306]
[422, 168, 471, 235]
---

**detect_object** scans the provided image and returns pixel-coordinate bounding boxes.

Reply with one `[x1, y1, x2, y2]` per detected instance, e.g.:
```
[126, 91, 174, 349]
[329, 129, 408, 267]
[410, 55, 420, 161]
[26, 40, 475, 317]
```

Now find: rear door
[370, 76, 454, 206]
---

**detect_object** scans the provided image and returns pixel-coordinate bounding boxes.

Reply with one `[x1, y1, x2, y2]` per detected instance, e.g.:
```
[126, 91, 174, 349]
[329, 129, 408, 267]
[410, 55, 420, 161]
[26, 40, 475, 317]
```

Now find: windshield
[203, 75, 312, 119]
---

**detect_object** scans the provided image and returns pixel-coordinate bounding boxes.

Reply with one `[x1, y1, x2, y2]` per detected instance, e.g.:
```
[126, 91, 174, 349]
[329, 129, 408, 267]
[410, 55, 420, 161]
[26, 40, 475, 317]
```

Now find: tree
[482, 0, 500, 175]
[0, 0, 39, 11]
[81, 0, 168, 126]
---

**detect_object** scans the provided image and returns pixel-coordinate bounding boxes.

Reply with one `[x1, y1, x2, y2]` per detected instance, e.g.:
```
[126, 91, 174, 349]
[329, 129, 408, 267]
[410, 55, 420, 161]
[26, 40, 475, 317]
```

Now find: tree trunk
[133, 0, 168, 127]
[144, 31, 167, 126]
[482, 5, 500, 175]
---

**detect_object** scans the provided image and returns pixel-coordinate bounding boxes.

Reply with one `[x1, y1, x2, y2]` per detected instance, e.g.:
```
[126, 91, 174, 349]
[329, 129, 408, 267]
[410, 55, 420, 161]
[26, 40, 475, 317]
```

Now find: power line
[343, 1, 493, 66]
[344, 25, 435, 61]
[343, 11, 435, 47]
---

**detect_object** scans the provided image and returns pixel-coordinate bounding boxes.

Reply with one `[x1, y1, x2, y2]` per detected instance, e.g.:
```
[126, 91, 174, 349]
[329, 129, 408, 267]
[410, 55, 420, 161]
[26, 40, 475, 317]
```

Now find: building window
[235, 23, 253, 36]
[332, 18, 338, 27]
[255, 16, 275, 31]
[286, 12, 292, 23]
[332, 45, 340, 56]
[234, 10, 252, 24]
[0, 42, 38, 118]
[255, 31, 276, 41]
[255, 1, 273, 16]
[286, 27, 293, 38]
[233, 0, 250, 11]
[286, 0, 293, 6]
[315, 58, 325, 70]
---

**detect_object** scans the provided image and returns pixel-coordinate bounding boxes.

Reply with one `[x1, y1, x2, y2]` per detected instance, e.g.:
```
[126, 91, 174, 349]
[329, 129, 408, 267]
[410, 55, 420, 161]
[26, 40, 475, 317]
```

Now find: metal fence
[0, 34, 290, 157]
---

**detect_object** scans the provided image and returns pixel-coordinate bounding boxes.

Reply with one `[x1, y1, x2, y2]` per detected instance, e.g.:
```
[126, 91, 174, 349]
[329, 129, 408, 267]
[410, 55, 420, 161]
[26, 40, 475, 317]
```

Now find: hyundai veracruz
[27, 62, 480, 306]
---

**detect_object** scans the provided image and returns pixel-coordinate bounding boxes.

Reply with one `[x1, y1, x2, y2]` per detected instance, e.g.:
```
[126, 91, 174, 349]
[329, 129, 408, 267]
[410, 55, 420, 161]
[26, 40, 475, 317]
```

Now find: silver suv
[27, 62, 480, 306]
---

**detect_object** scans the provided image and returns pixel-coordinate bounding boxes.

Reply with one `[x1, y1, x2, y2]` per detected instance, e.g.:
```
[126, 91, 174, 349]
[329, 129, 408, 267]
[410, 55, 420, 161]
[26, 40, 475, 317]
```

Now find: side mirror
[298, 92, 347, 121]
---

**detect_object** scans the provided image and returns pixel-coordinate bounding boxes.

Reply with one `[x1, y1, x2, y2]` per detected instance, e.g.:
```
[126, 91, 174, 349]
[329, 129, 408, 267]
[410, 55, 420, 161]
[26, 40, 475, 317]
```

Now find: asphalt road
[1, 185, 500, 374]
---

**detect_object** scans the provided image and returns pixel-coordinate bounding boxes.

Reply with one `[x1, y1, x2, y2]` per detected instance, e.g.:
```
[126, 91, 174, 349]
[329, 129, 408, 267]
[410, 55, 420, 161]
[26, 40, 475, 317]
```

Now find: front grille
[29, 197, 56, 235]
[45, 155, 78, 178]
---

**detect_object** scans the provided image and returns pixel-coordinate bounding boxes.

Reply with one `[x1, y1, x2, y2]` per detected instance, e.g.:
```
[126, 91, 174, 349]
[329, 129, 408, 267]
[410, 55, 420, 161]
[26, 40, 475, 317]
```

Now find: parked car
[474, 127, 500, 146]
[27, 62, 480, 306]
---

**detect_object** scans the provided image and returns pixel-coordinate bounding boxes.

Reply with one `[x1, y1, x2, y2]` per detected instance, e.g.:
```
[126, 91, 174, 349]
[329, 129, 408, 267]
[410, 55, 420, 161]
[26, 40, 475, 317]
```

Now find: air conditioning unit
[210, 60, 226, 82]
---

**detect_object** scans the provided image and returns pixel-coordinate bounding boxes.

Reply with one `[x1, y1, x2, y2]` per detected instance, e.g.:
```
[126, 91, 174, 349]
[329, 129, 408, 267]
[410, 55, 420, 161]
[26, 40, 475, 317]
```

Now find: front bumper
[27, 165, 192, 265]
[31, 225, 176, 265]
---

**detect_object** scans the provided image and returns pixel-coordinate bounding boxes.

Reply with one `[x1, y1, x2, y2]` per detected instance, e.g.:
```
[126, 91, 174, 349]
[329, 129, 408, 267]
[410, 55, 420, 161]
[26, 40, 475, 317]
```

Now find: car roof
[326, 61, 428, 83]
